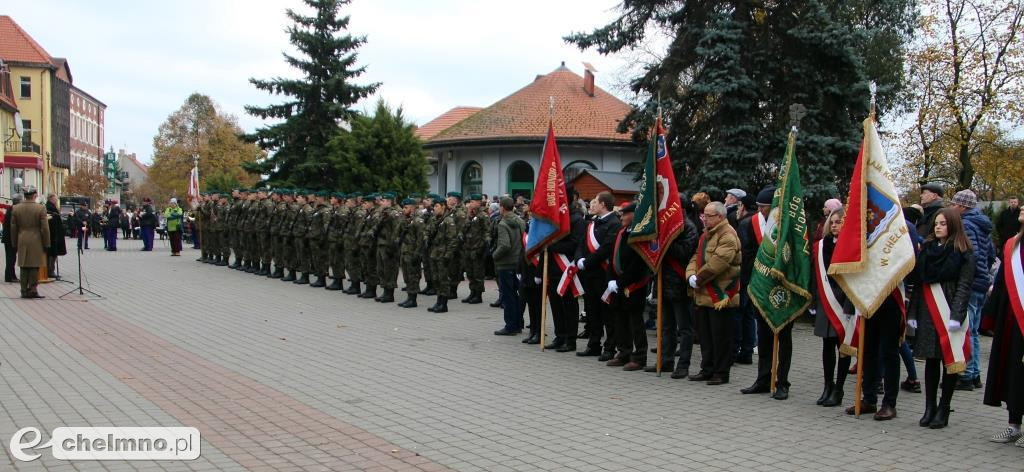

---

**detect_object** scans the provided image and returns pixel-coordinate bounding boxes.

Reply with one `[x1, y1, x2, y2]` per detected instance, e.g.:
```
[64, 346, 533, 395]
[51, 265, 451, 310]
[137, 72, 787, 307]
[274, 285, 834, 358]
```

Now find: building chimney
[582, 62, 596, 97]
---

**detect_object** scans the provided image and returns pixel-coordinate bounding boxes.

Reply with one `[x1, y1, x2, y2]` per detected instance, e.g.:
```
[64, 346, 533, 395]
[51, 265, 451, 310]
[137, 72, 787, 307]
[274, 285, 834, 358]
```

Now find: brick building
[70, 85, 105, 170]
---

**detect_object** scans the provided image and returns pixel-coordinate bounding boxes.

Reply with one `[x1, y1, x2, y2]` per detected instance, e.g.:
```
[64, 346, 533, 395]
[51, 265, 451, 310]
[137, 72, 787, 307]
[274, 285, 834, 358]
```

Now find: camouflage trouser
[231, 230, 243, 262]
[281, 236, 295, 270]
[309, 238, 328, 277]
[329, 242, 345, 280]
[269, 233, 281, 268]
[401, 253, 421, 294]
[421, 250, 433, 288]
[294, 237, 310, 273]
[376, 245, 399, 290]
[361, 242, 378, 286]
[446, 257, 462, 299]
[220, 231, 231, 259]
[199, 224, 209, 258]
[258, 231, 271, 266]
[345, 242, 362, 283]
[462, 247, 486, 292]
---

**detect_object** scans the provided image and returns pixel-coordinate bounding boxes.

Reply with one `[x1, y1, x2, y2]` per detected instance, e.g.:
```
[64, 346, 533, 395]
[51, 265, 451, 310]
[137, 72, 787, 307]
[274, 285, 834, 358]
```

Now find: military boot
[326, 277, 343, 290]
[294, 272, 309, 285]
[344, 281, 361, 294]
[435, 295, 449, 313]
[398, 293, 417, 308]
[216, 256, 228, 266]
[270, 266, 284, 278]
[244, 260, 256, 273]
[281, 269, 296, 282]
[256, 262, 268, 276]
[422, 285, 436, 296]
[310, 275, 326, 288]
[427, 295, 443, 312]
[359, 285, 377, 299]
[465, 290, 483, 304]
[378, 289, 395, 303]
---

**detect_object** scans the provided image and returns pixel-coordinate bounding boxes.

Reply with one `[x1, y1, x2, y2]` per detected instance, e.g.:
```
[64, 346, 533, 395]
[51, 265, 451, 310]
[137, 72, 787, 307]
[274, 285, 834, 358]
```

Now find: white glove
[534, 277, 542, 285]
[947, 319, 962, 331]
[607, 280, 619, 293]
[688, 275, 698, 288]
[576, 258, 585, 270]
[516, 274, 522, 282]
[907, 319, 918, 330]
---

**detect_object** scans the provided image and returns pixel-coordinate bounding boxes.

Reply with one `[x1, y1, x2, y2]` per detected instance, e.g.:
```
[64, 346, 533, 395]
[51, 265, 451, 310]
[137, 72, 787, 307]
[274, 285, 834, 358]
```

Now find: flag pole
[655, 268, 664, 376]
[854, 315, 866, 417]
[770, 331, 778, 393]
[540, 248, 551, 351]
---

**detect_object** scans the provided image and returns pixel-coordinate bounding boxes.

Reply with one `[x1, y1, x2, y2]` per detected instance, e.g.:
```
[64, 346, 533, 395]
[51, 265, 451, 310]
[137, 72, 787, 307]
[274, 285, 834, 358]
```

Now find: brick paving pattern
[0, 237, 1018, 471]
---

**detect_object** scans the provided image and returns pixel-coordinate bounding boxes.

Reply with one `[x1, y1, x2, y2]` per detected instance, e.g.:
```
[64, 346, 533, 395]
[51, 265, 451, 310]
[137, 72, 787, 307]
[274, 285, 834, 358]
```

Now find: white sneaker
[990, 427, 1022, 443]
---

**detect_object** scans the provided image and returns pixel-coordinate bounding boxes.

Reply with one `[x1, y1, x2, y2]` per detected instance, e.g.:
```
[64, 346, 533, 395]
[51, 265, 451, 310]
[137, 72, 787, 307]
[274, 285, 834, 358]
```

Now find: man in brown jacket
[9, 187, 50, 298]
[686, 201, 741, 385]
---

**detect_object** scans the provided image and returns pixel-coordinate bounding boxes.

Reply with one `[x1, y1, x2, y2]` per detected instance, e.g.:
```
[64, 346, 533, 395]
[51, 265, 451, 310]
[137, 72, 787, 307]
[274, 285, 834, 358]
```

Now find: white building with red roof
[419, 63, 640, 198]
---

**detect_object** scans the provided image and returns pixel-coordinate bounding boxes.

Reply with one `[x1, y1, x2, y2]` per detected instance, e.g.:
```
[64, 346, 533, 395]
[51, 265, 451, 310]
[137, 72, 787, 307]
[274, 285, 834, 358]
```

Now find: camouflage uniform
[307, 198, 332, 287]
[428, 206, 461, 313]
[460, 204, 490, 303]
[359, 204, 382, 297]
[397, 208, 424, 307]
[242, 198, 258, 272]
[214, 199, 231, 265]
[344, 203, 367, 293]
[326, 199, 349, 290]
[198, 198, 212, 261]
[374, 203, 401, 301]
[267, 196, 286, 277]
[292, 198, 314, 284]
[280, 198, 300, 281]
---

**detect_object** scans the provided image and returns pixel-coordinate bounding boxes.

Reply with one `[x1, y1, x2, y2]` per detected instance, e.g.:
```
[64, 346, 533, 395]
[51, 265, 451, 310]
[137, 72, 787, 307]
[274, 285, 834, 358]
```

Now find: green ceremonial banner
[748, 130, 812, 333]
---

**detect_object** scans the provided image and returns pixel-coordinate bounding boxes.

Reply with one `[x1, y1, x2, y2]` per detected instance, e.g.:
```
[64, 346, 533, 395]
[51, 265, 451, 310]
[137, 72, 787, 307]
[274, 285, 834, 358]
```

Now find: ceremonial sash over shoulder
[696, 232, 739, 310]
[814, 239, 859, 356]
[1004, 235, 1024, 339]
[752, 212, 767, 245]
[555, 253, 584, 297]
[922, 282, 971, 374]
[586, 221, 609, 271]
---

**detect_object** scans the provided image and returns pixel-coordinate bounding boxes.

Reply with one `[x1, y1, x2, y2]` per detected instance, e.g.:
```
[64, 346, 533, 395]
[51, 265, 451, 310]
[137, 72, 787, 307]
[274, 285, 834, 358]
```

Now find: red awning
[1, 155, 44, 170]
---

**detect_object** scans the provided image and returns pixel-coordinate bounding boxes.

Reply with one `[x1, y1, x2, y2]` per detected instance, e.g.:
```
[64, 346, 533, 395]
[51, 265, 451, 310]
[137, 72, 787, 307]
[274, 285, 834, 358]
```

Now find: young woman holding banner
[813, 207, 854, 407]
[906, 209, 975, 429]
[983, 208, 1024, 446]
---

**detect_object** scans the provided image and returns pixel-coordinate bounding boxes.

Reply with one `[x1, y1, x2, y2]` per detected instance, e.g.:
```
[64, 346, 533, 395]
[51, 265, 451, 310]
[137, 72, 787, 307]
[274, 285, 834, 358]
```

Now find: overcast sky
[9, 0, 644, 164]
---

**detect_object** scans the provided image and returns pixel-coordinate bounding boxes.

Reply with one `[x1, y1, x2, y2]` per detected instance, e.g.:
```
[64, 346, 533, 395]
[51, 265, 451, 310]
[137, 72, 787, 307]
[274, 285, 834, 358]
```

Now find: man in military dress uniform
[397, 197, 424, 307]
[343, 193, 367, 294]
[196, 193, 210, 262]
[280, 190, 301, 281]
[243, 190, 259, 272]
[214, 193, 231, 266]
[266, 190, 285, 278]
[291, 190, 315, 284]
[325, 193, 348, 290]
[227, 189, 244, 268]
[460, 193, 490, 304]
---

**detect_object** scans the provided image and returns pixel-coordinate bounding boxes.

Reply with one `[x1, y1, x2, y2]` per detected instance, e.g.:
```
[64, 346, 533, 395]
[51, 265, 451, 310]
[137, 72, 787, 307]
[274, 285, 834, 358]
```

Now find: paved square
[0, 238, 1016, 471]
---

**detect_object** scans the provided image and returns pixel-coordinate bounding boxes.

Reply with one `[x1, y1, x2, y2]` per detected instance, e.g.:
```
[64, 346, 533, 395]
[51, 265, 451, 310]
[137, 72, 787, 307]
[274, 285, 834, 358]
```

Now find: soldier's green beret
[446, 191, 462, 199]
[348, 191, 362, 198]
[381, 191, 397, 200]
[428, 193, 443, 203]
[468, 193, 483, 202]
[368, 192, 379, 199]
[407, 193, 420, 200]
[401, 198, 416, 206]
[314, 190, 326, 197]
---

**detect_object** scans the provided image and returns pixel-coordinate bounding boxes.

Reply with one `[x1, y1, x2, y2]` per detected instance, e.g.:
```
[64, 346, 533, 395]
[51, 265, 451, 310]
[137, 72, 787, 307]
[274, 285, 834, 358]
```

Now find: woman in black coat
[983, 208, 1024, 445]
[906, 208, 975, 429]
[812, 207, 855, 407]
[45, 199, 67, 277]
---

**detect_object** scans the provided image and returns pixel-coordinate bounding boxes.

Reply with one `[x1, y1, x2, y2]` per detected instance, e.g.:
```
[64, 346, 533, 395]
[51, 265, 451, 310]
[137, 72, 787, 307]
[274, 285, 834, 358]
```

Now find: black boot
[378, 289, 395, 303]
[465, 290, 483, 304]
[216, 256, 228, 266]
[929, 404, 951, 429]
[523, 331, 540, 344]
[920, 380, 938, 427]
[821, 386, 844, 407]
[817, 381, 834, 406]
[258, 262, 270, 276]
[435, 295, 449, 313]
[294, 272, 309, 285]
[310, 275, 326, 288]
[281, 269, 296, 282]
[270, 266, 284, 279]
[344, 281, 361, 294]
[427, 295, 442, 312]
[359, 285, 377, 299]
[929, 373, 957, 429]
[245, 261, 256, 273]
[398, 293, 417, 308]
[326, 278, 343, 290]
[229, 258, 241, 269]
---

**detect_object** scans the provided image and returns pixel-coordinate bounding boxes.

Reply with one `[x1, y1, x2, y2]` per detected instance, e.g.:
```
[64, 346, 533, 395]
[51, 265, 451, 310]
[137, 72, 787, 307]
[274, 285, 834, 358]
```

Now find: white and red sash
[814, 239, 859, 355]
[555, 253, 584, 297]
[1005, 235, 1024, 339]
[922, 282, 971, 374]
[586, 222, 609, 271]
[752, 212, 767, 244]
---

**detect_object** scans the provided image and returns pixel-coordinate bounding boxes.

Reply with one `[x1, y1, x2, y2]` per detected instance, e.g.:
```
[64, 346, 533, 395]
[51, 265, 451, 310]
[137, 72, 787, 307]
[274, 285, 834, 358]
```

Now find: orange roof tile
[428, 65, 633, 145]
[0, 16, 54, 66]
[415, 106, 483, 140]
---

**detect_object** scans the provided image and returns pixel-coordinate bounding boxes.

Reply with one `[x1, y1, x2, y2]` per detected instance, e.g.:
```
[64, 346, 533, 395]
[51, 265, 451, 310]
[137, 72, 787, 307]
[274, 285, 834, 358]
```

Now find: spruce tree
[566, 0, 915, 203]
[328, 100, 428, 195]
[244, 0, 378, 189]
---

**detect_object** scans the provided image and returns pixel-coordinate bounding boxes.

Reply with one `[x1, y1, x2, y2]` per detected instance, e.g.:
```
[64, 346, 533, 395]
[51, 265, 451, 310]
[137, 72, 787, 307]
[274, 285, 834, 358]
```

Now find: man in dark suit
[105, 201, 122, 251]
[575, 191, 622, 359]
[543, 186, 587, 352]
[604, 203, 652, 371]
[9, 187, 50, 298]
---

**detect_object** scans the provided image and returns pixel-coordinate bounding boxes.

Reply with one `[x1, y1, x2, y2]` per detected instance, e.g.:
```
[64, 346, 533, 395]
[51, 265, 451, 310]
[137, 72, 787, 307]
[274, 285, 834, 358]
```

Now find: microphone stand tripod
[60, 223, 102, 299]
